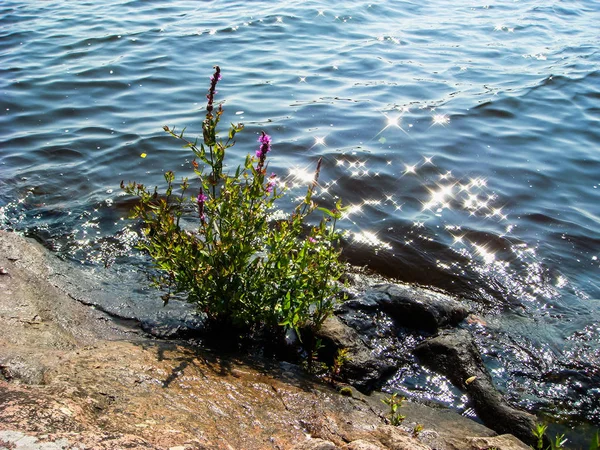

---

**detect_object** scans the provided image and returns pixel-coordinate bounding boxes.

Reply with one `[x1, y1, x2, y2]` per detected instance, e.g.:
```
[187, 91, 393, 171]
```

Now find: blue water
[2, 0, 600, 434]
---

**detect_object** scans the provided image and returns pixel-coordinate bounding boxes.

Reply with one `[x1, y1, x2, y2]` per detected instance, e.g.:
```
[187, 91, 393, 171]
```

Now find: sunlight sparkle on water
[451, 234, 465, 244]
[351, 230, 392, 250]
[286, 166, 316, 187]
[556, 275, 568, 289]
[422, 183, 455, 212]
[469, 177, 487, 188]
[336, 157, 371, 178]
[313, 136, 326, 146]
[432, 114, 450, 126]
[375, 110, 410, 139]
[472, 243, 496, 264]
[403, 164, 417, 175]
[439, 171, 453, 181]
[342, 204, 363, 219]
[423, 156, 434, 165]
[490, 207, 508, 221]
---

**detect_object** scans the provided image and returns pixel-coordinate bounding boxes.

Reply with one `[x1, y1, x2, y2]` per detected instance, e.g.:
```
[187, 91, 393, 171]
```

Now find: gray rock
[371, 426, 431, 450]
[414, 329, 537, 445]
[367, 284, 470, 332]
[343, 439, 386, 450]
[293, 438, 339, 450]
[0, 431, 71, 449]
[0, 356, 46, 385]
[446, 434, 531, 450]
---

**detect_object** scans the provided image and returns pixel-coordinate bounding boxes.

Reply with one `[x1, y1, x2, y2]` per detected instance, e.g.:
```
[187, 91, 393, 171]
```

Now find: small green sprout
[382, 392, 406, 426]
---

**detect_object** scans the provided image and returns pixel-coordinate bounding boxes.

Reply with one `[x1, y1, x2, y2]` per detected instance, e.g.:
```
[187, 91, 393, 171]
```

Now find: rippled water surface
[2, 0, 600, 435]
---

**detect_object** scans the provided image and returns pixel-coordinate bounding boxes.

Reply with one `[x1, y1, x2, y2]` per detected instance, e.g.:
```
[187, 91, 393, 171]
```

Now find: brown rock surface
[0, 231, 529, 450]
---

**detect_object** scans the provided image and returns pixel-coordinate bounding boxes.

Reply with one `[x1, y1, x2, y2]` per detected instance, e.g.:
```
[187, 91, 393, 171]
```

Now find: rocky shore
[0, 231, 531, 449]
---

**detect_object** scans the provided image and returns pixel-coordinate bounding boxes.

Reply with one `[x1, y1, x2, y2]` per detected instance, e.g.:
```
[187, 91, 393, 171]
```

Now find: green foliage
[330, 348, 351, 379]
[122, 66, 346, 342]
[382, 392, 406, 426]
[533, 423, 549, 450]
[590, 432, 600, 450]
[531, 423, 600, 450]
[304, 345, 352, 383]
[412, 423, 424, 438]
[339, 386, 353, 397]
[319, 347, 352, 385]
[552, 434, 568, 450]
[531, 423, 566, 450]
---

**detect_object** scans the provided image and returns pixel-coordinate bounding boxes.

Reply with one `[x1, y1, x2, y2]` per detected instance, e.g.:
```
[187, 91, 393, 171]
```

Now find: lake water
[1, 0, 599, 437]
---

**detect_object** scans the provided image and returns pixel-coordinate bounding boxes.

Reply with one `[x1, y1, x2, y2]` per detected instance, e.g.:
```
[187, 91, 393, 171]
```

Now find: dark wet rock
[139, 312, 206, 339]
[365, 284, 471, 332]
[316, 316, 399, 392]
[318, 283, 471, 392]
[42, 246, 207, 342]
[338, 283, 471, 333]
[414, 329, 537, 445]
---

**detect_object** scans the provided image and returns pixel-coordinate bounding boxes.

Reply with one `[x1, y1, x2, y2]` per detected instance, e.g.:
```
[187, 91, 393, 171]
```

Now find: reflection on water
[2, 0, 600, 433]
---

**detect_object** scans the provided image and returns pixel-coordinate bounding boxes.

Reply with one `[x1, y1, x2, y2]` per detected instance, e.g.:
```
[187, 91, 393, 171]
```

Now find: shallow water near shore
[1, 0, 599, 439]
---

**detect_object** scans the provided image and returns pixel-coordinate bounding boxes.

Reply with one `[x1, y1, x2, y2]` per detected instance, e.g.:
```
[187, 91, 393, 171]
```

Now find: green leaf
[317, 207, 336, 218]
[590, 432, 599, 450]
[228, 125, 237, 140]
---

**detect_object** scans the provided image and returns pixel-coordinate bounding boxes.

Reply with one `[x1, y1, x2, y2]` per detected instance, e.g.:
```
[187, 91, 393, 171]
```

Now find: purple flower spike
[255, 131, 272, 172]
[206, 66, 221, 114]
[197, 189, 208, 223]
[259, 133, 272, 145]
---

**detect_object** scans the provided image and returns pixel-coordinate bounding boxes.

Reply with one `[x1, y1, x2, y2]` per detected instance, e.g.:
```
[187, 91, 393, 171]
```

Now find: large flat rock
[0, 231, 528, 449]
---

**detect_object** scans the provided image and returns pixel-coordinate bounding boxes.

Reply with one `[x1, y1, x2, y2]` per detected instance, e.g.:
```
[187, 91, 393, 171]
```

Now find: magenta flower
[197, 189, 208, 223]
[259, 132, 272, 146]
[266, 173, 277, 193]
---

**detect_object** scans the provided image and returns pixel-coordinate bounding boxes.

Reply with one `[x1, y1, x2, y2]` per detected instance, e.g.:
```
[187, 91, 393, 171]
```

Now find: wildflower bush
[122, 66, 345, 342]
